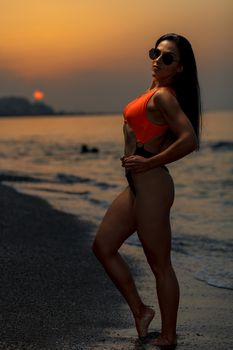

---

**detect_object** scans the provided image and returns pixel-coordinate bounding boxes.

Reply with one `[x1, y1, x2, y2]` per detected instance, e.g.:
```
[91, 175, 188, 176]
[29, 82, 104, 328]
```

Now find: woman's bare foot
[134, 305, 155, 337]
[150, 334, 177, 348]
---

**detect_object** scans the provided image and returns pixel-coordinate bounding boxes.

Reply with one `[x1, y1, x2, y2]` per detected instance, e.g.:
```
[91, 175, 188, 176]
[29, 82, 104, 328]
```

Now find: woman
[92, 33, 201, 348]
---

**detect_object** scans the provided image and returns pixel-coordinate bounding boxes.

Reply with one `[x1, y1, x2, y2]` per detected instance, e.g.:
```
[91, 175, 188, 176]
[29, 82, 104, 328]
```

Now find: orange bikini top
[123, 87, 176, 144]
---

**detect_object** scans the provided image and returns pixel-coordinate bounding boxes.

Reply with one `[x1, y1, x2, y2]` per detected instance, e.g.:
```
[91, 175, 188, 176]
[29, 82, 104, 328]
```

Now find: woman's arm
[122, 88, 198, 172]
[148, 88, 198, 168]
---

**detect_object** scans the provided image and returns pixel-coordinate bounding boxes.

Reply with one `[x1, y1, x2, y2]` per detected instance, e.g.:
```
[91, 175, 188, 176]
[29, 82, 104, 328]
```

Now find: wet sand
[0, 183, 232, 349]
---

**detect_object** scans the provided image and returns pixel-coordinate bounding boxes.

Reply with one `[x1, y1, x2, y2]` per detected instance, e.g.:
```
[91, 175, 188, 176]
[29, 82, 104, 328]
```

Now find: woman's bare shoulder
[152, 87, 180, 117]
[154, 87, 177, 102]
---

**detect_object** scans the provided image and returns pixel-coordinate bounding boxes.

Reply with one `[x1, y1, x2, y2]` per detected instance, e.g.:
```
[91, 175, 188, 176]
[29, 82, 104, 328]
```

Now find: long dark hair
[155, 33, 202, 150]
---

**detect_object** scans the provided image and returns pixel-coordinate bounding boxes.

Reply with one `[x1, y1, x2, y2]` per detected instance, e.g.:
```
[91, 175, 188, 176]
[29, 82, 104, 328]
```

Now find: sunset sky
[1, 0, 232, 112]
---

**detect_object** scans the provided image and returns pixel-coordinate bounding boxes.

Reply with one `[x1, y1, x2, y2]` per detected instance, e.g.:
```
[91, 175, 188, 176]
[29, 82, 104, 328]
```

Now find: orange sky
[1, 0, 233, 111]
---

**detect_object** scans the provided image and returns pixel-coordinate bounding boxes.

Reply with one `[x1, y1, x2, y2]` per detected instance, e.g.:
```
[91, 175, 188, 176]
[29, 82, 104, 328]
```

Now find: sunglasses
[149, 48, 178, 66]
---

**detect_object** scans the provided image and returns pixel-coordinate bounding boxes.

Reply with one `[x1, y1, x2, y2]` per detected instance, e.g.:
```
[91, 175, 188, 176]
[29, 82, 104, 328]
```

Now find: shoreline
[0, 183, 232, 349]
[0, 184, 132, 349]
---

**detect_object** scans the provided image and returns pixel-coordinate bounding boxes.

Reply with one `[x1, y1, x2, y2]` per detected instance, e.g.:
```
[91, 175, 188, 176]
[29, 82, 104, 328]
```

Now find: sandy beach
[0, 183, 232, 350]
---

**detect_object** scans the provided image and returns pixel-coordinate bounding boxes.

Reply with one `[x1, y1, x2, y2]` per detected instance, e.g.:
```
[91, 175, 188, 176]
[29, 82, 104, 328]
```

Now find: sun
[33, 89, 44, 101]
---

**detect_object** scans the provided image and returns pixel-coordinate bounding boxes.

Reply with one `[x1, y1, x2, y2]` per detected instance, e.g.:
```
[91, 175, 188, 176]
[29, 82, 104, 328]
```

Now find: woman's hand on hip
[120, 155, 152, 173]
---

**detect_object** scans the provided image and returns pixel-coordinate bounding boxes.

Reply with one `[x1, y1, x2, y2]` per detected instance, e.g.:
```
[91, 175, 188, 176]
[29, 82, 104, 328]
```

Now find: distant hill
[0, 96, 54, 116]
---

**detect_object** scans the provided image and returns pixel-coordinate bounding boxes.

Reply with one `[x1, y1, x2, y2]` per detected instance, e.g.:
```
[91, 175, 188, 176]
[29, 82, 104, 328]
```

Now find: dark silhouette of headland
[0, 96, 54, 117]
[0, 95, 119, 117]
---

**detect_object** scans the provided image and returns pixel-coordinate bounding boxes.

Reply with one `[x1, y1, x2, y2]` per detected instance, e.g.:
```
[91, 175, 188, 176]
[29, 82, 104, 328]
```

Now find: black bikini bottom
[125, 146, 169, 196]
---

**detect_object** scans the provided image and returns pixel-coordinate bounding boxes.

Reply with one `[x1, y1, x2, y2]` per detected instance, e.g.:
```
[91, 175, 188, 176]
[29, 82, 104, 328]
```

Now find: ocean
[0, 111, 232, 290]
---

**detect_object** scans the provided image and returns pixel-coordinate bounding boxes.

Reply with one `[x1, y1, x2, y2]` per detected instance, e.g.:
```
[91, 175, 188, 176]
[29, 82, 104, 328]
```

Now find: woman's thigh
[93, 187, 136, 255]
[135, 170, 175, 262]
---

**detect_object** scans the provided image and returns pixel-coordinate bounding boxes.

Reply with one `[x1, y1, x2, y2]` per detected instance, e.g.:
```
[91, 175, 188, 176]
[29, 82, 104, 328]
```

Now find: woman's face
[151, 40, 183, 82]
